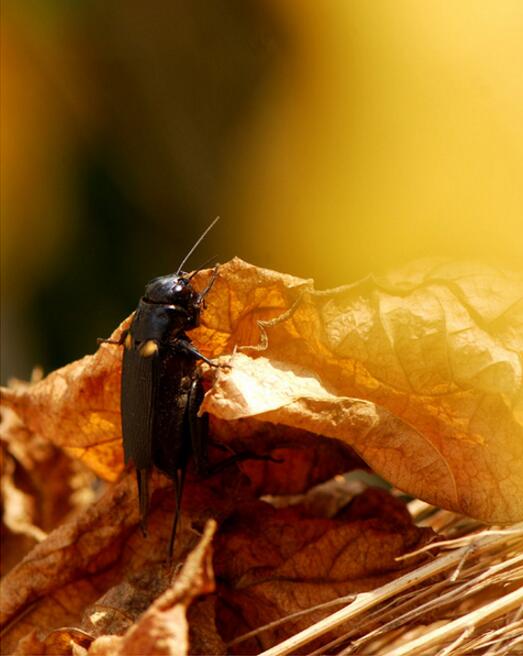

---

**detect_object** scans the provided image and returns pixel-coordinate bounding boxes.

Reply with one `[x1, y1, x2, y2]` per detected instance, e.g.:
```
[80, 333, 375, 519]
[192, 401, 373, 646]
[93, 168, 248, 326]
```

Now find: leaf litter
[1, 258, 522, 655]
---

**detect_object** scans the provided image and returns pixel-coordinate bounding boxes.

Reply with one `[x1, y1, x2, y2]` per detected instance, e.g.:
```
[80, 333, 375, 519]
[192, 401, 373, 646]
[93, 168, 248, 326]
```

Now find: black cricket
[100, 219, 273, 558]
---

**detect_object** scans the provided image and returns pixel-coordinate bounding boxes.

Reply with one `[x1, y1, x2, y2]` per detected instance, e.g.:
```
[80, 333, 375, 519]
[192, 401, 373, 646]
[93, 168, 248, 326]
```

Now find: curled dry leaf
[1, 258, 521, 654]
[0, 467, 233, 653]
[1, 408, 96, 575]
[2, 258, 521, 521]
[1, 331, 126, 481]
[8, 521, 219, 656]
[214, 490, 434, 653]
[87, 520, 217, 656]
[201, 259, 523, 523]
[0, 474, 142, 653]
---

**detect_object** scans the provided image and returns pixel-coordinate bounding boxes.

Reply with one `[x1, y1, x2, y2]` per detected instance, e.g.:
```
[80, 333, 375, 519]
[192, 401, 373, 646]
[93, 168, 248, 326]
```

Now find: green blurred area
[1, 1, 283, 380]
[2, 1, 522, 382]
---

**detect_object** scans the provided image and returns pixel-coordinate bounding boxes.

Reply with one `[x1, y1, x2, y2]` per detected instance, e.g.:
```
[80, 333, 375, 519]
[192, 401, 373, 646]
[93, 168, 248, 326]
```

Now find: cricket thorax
[130, 300, 198, 345]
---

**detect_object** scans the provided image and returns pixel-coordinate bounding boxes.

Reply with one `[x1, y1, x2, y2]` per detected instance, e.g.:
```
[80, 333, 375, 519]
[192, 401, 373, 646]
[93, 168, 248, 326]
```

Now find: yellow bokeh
[224, 1, 523, 284]
[1, 1, 522, 379]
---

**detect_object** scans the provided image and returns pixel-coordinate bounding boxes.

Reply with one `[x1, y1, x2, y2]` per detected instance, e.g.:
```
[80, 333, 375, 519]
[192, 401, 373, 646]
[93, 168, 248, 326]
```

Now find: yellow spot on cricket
[140, 340, 159, 357]
[124, 333, 133, 349]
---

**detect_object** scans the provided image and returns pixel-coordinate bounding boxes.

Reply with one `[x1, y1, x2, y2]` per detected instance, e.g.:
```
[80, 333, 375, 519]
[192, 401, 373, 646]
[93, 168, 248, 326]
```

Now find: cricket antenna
[176, 216, 220, 275]
[186, 254, 218, 281]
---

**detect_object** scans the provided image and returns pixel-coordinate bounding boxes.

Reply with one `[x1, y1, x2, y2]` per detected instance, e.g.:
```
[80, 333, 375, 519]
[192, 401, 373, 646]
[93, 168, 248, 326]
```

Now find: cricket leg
[176, 339, 217, 367]
[167, 467, 186, 562]
[187, 376, 283, 477]
[197, 264, 219, 305]
[187, 376, 210, 476]
[164, 379, 205, 561]
[205, 451, 283, 476]
[97, 329, 129, 346]
[136, 468, 150, 537]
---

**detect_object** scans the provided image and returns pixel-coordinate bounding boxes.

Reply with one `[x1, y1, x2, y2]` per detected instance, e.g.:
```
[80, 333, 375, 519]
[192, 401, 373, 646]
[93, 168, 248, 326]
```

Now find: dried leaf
[2, 258, 521, 520]
[1, 409, 96, 575]
[0, 467, 227, 654]
[0, 455, 265, 653]
[199, 259, 523, 522]
[187, 597, 227, 656]
[213, 490, 434, 653]
[87, 521, 216, 656]
[1, 330, 126, 480]
[13, 627, 92, 655]
[1, 258, 521, 654]
[0, 474, 141, 653]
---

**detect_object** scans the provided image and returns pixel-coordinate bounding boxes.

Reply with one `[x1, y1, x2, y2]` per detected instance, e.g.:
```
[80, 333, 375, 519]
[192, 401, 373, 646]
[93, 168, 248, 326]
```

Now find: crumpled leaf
[0, 466, 234, 654]
[0, 467, 431, 655]
[200, 258, 523, 523]
[13, 627, 92, 655]
[0, 409, 426, 653]
[1, 408, 96, 575]
[1, 333, 125, 480]
[0, 474, 142, 653]
[87, 520, 217, 656]
[213, 489, 433, 653]
[2, 258, 521, 521]
[187, 598, 227, 656]
[7, 521, 217, 656]
[1, 257, 521, 654]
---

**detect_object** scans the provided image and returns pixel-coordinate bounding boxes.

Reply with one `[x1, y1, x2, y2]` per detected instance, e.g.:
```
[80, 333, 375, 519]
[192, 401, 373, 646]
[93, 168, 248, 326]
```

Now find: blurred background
[2, 1, 523, 382]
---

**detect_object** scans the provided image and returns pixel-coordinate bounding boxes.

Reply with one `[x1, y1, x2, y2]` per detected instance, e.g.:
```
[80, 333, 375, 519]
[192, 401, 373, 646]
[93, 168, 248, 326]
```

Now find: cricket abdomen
[152, 346, 197, 478]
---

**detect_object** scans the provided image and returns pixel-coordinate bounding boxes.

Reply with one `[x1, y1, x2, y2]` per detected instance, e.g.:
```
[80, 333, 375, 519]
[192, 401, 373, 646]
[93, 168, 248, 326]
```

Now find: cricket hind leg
[204, 450, 283, 476]
[164, 380, 198, 561]
[136, 468, 150, 536]
[163, 375, 281, 561]
[187, 376, 283, 479]
[167, 467, 186, 562]
[187, 375, 210, 476]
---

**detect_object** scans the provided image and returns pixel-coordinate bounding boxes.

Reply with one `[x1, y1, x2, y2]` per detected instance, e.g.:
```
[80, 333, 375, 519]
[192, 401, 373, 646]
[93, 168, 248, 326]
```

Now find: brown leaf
[3, 258, 521, 520]
[0, 459, 257, 654]
[1, 258, 521, 653]
[13, 628, 92, 655]
[0, 465, 226, 653]
[8, 524, 216, 656]
[1, 408, 96, 575]
[213, 490, 434, 653]
[1, 324, 127, 481]
[187, 597, 227, 656]
[199, 259, 523, 522]
[87, 520, 216, 656]
[208, 416, 366, 496]
[0, 474, 140, 653]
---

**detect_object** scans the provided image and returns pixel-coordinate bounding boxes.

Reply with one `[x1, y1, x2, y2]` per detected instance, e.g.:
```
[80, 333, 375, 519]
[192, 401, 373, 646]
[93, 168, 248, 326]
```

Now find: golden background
[2, 1, 522, 380]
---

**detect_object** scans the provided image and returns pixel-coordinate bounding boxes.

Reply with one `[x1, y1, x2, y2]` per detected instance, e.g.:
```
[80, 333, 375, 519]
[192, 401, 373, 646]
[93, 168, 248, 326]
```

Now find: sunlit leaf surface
[1, 258, 521, 654]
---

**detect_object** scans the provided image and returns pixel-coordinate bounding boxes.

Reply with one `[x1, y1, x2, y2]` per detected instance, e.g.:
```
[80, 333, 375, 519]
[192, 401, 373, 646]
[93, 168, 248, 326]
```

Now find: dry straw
[230, 502, 523, 656]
